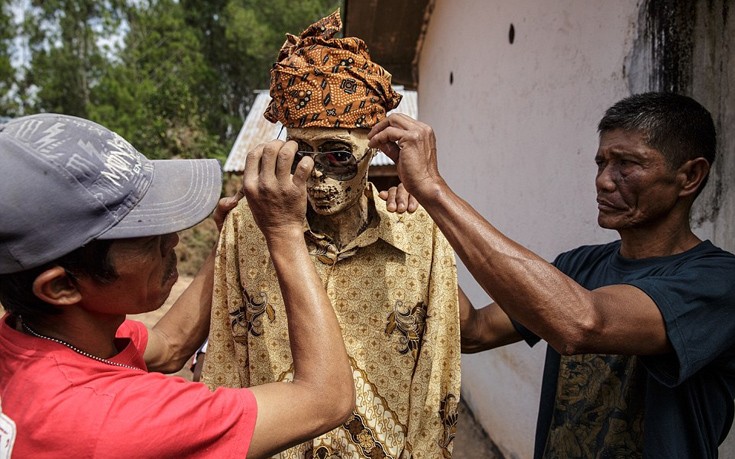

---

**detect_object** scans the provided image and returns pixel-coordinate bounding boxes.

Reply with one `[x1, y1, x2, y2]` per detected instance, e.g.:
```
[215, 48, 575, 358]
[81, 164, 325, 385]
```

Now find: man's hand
[242, 140, 313, 242]
[212, 191, 243, 232]
[379, 183, 419, 213]
[368, 114, 446, 201]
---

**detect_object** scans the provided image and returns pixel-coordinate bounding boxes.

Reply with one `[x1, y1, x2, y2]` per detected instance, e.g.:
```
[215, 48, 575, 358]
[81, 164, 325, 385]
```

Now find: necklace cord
[18, 315, 143, 371]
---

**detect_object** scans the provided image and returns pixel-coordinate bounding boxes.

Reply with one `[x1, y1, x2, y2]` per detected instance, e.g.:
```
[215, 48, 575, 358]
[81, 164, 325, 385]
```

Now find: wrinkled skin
[595, 129, 680, 231]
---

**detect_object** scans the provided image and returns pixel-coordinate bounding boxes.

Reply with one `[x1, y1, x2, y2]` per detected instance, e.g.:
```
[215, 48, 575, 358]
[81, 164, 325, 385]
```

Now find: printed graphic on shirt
[439, 394, 459, 458]
[0, 398, 16, 459]
[230, 289, 273, 341]
[385, 300, 428, 361]
[544, 354, 645, 458]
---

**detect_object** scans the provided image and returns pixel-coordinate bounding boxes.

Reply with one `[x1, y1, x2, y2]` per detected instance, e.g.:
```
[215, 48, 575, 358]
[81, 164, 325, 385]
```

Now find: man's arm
[459, 287, 522, 353]
[241, 140, 354, 459]
[143, 193, 243, 373]
[369, 114, 670, 356]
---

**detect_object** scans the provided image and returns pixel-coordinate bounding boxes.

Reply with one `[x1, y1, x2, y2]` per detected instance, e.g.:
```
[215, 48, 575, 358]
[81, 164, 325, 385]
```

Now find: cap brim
[98, 158, 222, 239]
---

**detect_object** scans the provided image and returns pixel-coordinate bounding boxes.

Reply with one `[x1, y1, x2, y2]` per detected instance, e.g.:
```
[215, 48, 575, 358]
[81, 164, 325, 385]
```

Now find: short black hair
[0, 240, 117, 320]
[598, 92, 716, 191]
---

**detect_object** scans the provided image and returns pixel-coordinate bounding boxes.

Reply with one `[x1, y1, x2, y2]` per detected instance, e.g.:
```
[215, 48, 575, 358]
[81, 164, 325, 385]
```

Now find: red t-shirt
[0, 314, 257, 458]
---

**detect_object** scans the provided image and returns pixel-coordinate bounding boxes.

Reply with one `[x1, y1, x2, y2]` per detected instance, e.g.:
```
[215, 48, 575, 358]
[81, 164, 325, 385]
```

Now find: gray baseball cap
[0, 113, 222, 274]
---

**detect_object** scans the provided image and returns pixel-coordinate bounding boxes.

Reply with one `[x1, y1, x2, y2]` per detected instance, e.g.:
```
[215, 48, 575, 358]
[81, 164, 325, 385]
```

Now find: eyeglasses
[291, 150, 369, 180]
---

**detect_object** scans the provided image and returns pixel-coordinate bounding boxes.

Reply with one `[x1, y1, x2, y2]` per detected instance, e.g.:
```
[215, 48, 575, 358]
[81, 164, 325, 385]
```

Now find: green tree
[178, 0, 232, 141]
[0, 0, 19, 116]
[224, 0, 341, 110]
[90, 0, 222, 160]
[176, 0, 341, 143]
[8, 0, 340, 160]
[21, 0, 130, 117]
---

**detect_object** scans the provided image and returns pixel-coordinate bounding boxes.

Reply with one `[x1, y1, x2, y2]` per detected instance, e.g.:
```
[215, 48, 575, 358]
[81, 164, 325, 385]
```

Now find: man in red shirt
[0, 113, 355, 457]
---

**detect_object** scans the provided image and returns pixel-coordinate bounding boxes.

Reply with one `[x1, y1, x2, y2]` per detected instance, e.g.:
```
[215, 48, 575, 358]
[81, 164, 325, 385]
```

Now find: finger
[291, 155, 314, 189]
[368, 117, 392, 140]
[384, 186, 397, 212]
[378, 190, 389, 201]
[393, 183, 408, 213]
[212, 195, 239, 231]
[368, 127, 403, 162]
[260, 140, 282, 180]
[243, 145, 264, 190]
[219, 194, 239, 212]
[389, 113, 426, 131]
[407, 195, 419, 213]
[276, 141, 298, 181]
[376, 143, 401, 163]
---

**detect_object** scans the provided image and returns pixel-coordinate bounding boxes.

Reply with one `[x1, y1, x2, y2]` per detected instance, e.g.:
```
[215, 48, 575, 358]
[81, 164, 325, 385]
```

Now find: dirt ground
[129, 276, 504, 458]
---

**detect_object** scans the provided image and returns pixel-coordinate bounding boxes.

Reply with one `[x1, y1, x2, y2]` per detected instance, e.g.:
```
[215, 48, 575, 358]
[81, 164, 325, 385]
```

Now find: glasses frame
[292, 149, 371, 181]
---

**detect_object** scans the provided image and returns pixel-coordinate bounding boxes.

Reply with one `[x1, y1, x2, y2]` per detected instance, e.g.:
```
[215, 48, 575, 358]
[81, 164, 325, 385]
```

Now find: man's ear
[32, 267, 82, 306]
[677, 157, 710, 198]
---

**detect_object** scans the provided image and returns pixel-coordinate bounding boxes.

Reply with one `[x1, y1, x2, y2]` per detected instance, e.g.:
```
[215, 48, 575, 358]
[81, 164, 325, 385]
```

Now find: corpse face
[288, 127, 373, 215]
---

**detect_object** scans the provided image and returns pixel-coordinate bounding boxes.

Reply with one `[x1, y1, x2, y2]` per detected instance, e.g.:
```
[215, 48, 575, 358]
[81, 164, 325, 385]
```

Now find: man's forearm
[265, 230, 352, 390]
[419, 183, 592, 352]
[245, 230, 354, 458]
[148, 244, 216, 372]
[459, 287, 523, 352]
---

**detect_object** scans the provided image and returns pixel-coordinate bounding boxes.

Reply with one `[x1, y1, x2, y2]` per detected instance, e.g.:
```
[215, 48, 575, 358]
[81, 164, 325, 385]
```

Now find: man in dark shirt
[367, 92, 735, 458]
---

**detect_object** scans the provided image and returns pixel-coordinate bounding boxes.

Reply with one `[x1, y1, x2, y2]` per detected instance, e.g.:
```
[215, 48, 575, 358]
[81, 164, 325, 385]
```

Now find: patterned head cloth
[264, 9, 402, 129]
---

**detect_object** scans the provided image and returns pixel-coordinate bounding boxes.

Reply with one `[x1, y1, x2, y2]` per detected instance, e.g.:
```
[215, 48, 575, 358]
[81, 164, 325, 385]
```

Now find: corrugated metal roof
[223, 87, 417, 172]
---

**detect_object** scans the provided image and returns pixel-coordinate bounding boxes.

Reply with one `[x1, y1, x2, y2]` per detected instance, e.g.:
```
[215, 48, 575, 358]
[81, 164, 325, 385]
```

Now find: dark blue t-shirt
[516, 240, 735, 458]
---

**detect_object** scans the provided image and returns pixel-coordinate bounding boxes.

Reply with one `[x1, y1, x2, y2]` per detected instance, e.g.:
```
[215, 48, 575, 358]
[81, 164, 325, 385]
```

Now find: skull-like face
[288, 127, 374, 216]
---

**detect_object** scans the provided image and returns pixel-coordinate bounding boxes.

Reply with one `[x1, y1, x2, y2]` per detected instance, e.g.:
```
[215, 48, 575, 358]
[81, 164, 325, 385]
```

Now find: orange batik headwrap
[264, 9, 402, 129]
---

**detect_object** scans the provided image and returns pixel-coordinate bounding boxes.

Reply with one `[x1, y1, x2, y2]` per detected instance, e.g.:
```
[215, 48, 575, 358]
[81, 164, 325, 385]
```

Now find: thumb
[292, 156, 314, 188]
[213, 192, 242, 230]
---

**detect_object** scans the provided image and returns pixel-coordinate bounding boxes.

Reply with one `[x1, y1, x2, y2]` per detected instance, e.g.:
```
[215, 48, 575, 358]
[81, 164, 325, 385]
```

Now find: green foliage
[222, 0, 341, 115]
[2, 0, 341, 160]
[0, 0, 20, 115]
[90, 0, 223, 160]
[21, 0, 129, 117]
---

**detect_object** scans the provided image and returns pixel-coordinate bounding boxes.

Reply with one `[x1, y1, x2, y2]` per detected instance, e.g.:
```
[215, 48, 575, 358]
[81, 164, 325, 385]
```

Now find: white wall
[417, 1, 648, 458]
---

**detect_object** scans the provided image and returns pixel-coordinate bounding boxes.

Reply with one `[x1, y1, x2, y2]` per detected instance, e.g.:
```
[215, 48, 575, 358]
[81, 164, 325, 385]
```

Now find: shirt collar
[365, 183, 415, 255]
[303, 183, 415, 260]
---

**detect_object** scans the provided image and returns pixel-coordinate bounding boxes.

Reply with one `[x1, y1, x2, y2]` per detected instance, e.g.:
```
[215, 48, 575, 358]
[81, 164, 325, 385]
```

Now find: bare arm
[243, 141, 354, 459]
[369, 114, 670, 356]
[459, 286, 522, 353]
[144, 193, 242, 373]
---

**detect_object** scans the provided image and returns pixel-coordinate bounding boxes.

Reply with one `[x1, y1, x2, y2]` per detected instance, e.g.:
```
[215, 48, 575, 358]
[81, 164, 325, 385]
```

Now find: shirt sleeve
[93, 373, 257, 458]
[116, 319, 148, 354]
[202, 202, 251, 389]
[406, 223, 462, 457]
[634, 253, 735, 386]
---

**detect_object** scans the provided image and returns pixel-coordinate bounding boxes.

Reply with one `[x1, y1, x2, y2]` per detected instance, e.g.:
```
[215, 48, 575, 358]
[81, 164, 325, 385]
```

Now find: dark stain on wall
[643, 0, 696, 93]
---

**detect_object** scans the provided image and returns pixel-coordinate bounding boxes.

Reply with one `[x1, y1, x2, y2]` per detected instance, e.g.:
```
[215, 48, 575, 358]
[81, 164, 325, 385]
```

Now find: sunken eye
[294, 141, 313, 152]
[325, 151, 353, 163]
[319, 142, 352, 153]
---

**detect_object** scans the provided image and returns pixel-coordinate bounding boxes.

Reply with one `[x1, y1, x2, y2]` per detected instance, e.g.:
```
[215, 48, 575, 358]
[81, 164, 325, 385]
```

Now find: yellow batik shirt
[202, 184, 461, 459]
